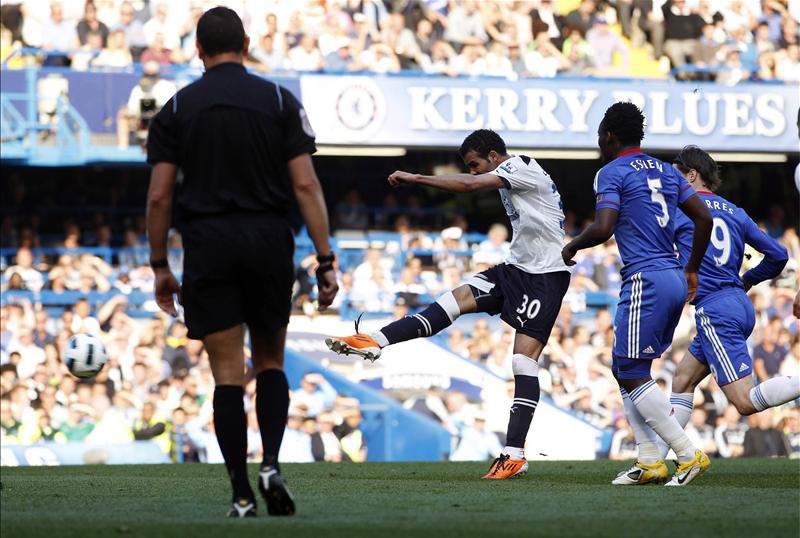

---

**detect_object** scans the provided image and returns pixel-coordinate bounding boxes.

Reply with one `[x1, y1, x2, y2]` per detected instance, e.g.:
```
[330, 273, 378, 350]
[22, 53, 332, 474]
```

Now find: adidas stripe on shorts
[612, 268, 686, 374]
[688, 289, 756, 386]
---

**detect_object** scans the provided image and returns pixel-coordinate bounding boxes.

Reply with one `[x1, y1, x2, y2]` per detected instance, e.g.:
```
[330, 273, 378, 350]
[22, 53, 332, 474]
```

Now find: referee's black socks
[213, 385, 254, 502]
[256, 368, 290, 469]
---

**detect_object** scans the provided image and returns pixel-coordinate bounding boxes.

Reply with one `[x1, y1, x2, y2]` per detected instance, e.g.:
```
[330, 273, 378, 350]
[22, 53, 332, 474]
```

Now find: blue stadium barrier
[283, 348, 452, 462]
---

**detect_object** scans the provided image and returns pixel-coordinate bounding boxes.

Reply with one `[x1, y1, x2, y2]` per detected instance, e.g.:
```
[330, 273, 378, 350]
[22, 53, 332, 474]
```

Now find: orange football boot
[481, 454, 529, 480]
[325, 314, 382, 362]
[325, 334, 381, 362]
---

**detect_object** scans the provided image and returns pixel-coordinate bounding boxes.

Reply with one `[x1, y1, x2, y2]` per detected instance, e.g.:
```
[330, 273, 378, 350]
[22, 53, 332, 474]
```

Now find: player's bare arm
[388, 170, 505, 193]
[146, 161, 181, 317]
[561, 208, 618, 266]
[678, 194, 712, 302]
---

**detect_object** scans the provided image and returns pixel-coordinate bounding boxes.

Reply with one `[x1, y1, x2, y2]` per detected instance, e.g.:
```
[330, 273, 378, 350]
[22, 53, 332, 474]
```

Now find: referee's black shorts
[180, 213, 294, 340]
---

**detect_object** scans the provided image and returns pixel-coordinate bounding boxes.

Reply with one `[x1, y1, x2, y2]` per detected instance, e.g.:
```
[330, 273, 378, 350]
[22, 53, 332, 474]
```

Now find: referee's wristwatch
[150, 258, 169, 269]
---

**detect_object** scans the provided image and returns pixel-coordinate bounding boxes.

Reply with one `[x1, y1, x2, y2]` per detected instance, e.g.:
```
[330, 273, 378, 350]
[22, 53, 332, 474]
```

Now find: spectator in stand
[41, 1, 79, 65]
[776, 43, 800, 81]
[420, 38, 455, 75]
[714, 405, 747, 458]
[685, 407, 718, 457]
[414, 16, 436, 57]
[279, 410, 314, 463]
[586, 16, 629, 74]
[111, 1, 147, 60]
[311, 411, 343, 462]
[4, 248, 43, 291]
[92, 29, 133, 68]
[484, 41, 514, 78]
[450, 413, 502, 461]
[142, 2, 180, 51]
[563, 0, 597, 35]
[693, 23, 721, 68]
[450, 43, 486, 76]
[140, 32, 178, 65]
[323, 36, 355, 71]
[754, 320, 789, 381]
[525, 33, 568, 77]
[743, 412, 790, 457]
[291, 373, 337, 417]
[360, 41, 401, 73]
[77, 1, 108, 47]
[443, 0, 487, 48]
[340, 409, 367, 462]
[714, 46, 751, 85]
[609, 418, 638, 460]
[249, 33, 284, 72]
[288, 34, 324, 71]
[662, 0, 705, 67]
[71, 29, 104, 71]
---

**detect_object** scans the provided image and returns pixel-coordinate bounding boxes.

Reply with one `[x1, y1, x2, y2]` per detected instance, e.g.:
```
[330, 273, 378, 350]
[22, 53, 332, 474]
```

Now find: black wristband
[316, 262, 335, 279]
[316, 253, 336, 264]
[150, 258, 169, 269]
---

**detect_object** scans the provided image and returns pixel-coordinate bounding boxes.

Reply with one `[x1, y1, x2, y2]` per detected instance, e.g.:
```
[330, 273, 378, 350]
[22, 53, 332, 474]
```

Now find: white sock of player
[669, 392, 694, 428]
[628, 380, 696, 463]
[620, 388, 661, 464]
[750, 377, 800, 411]
[502, 446, 525, 459]
[656, 392, 693, 459]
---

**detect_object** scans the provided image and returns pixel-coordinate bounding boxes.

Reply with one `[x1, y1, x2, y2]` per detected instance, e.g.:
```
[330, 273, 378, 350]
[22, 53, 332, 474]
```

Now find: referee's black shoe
[226, 497, 257, 518]
[258, 465, 296, 516]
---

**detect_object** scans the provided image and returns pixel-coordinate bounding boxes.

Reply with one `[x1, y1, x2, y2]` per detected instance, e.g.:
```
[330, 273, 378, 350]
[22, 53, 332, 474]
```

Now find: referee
[145, 7, 337, 518]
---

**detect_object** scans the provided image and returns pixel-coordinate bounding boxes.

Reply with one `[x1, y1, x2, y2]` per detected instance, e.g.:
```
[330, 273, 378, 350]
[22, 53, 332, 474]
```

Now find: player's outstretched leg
[326, 290, 462, 361]
[482, 354, 539, 480]
[611, 388, 668, 485]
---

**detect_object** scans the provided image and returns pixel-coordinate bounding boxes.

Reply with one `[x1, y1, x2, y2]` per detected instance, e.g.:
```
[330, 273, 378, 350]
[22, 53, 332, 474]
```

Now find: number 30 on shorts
[516, 294, 541, 319]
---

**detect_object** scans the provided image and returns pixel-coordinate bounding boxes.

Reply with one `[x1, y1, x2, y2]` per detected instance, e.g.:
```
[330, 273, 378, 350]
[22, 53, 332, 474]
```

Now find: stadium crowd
[1, 204, 798, 462]
[1, 0, 799, 82]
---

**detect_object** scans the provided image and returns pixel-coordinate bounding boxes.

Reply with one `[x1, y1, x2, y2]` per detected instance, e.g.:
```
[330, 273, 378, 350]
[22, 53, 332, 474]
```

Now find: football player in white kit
[326, 130, 572, 479]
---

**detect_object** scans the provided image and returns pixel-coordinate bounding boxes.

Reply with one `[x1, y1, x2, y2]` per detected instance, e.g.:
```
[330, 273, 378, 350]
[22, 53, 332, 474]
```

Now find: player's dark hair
[600, 102, 645, 146]
[196, 6, 245, 57]
[458, 129, 507, 159]
[673, 145, 721, 191]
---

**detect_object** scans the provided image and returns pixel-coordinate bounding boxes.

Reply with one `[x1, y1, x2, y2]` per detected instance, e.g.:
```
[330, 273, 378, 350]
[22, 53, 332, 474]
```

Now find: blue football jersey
[594, 150, 696, 279]
[674, 192, 789, 305]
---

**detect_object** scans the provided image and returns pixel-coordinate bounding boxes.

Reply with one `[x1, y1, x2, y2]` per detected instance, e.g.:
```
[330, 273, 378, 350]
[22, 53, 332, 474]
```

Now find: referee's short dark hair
[459, 129, 507, 159]
[197, 6, 245, 57]
[601, 102, 646, 146]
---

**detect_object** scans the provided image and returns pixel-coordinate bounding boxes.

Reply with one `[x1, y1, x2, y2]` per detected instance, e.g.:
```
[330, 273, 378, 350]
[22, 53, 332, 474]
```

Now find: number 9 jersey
[594, 149, 696, 280]
[674, 191, 789, 307]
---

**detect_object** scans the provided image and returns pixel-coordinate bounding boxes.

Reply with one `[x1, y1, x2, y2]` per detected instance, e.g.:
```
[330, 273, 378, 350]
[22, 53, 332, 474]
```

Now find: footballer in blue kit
[562, 102, 713, 487]
[662, 146, 798, 451]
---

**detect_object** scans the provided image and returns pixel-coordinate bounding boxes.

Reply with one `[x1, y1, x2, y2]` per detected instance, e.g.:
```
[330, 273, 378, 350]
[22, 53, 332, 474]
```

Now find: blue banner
[300, 74, 800, 152]
[1, 441, 169, 466]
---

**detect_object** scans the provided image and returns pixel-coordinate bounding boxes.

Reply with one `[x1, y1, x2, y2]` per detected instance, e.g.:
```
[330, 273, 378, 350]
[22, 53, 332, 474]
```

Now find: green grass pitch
[2, 459, 798, 538]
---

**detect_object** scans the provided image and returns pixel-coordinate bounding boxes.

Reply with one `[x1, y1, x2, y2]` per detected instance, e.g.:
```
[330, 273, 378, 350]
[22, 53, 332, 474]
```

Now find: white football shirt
[488, 155, 571, 274]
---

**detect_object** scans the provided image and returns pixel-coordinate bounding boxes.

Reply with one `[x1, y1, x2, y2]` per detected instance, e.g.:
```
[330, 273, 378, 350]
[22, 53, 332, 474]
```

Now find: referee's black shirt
[146, 62, 316, 220]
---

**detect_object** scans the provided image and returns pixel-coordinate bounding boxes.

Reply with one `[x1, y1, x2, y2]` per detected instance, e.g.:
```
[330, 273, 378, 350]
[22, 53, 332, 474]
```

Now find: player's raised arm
[678, 193, 712, 302]
[741, 215, 789, 291]
[388, 169, 505, 193]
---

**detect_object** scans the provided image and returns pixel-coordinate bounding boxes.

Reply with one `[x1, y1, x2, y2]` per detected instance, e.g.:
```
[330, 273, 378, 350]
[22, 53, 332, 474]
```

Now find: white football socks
[502, 446, 525, 460]
[669, 392, 694, 429]
[628, 381, 696, 463]
[371, 331, 389, 348]
[620, 388, 662, 464]
[750, 376, 800, 412]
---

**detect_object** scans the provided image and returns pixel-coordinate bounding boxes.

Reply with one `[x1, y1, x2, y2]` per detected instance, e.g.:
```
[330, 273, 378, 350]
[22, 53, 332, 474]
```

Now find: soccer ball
[64, 333, 109, 379]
